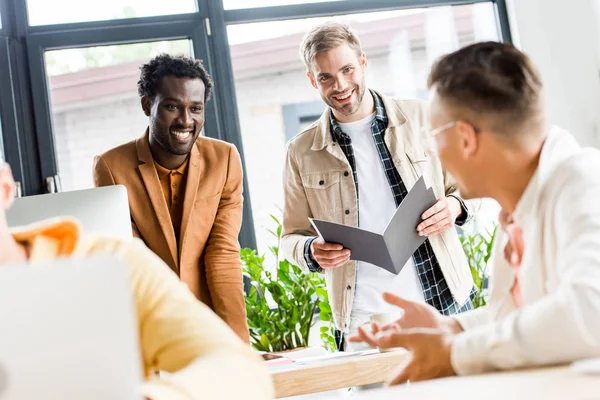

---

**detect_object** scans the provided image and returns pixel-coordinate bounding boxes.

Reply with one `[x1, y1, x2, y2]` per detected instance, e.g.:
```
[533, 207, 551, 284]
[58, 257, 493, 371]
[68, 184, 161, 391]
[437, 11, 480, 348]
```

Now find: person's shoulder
[286, 118, 323, 156]
[195, 136, 239, 158]
[388, 97, 429, 121]
[557, 147, 600, 185]
[96, 138, 138, 165]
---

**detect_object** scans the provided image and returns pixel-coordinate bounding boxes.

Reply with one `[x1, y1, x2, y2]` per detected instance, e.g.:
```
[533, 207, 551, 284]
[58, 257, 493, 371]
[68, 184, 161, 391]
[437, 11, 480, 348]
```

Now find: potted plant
[458, 222, 498, 308]
[241, 215, 336, 353]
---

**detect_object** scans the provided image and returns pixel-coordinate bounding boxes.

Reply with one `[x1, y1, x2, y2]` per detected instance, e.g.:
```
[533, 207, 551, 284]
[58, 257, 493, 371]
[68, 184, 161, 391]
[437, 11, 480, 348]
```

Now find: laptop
[6, 185, 132, 239]
[0, 256, 142, 399]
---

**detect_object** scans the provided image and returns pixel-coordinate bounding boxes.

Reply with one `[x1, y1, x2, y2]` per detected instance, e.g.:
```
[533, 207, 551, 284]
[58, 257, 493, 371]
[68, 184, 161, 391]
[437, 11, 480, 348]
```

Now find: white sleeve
[451, 159, 600, 375]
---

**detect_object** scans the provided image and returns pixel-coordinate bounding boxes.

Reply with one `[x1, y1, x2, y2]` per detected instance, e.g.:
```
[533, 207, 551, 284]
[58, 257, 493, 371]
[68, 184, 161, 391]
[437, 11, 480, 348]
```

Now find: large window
[228, 3, 501, 254]
[45, 40, 191, 191]
[0, 0, 511, 251]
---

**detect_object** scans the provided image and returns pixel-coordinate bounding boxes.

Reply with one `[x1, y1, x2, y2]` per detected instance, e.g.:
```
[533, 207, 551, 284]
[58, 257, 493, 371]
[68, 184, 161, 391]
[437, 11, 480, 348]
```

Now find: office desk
[270, 349, 409, 398]
[320, 365, 600, 399]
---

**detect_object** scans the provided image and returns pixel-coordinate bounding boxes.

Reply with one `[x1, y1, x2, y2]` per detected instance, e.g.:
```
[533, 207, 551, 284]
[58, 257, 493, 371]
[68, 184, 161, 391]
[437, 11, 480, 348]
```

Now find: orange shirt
[153, 158, 189, 244]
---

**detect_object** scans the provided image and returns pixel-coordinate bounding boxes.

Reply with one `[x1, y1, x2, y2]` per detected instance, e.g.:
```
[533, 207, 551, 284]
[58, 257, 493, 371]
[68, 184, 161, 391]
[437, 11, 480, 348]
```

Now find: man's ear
[457, 121, 479, 158]
[0, 167, 16, 211]
[141, 96, 152, 117]
[307, 71, 318, 89]
[359, 52, 368, 70]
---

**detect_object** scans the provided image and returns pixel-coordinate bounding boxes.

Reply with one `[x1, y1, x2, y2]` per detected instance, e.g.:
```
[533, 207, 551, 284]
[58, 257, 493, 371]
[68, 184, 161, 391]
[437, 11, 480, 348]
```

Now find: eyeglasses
[419, 121, 458, 155]
[430, 121, 458, 137]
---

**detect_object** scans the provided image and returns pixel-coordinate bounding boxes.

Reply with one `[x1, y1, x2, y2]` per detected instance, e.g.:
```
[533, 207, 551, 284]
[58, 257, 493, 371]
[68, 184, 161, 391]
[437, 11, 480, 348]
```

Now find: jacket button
[346, 285, 351, 290]
[319, 180, 324, 185]
[345, 210, 350, 215]
[344, 171, 349, 177]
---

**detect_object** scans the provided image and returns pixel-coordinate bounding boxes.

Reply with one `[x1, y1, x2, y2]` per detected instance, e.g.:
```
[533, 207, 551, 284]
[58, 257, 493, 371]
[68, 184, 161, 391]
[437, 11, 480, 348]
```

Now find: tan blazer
[93, 130, 249, 342]
[280, 93, 479, 332]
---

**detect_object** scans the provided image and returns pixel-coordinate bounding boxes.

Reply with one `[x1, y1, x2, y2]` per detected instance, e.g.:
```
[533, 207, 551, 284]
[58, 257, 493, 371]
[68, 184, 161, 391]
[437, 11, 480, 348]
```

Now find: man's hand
[377, 329, 456, 384]
[348, 293, 462, 346]
[310, 238, 351, 269]
[417, 196, 462, 237]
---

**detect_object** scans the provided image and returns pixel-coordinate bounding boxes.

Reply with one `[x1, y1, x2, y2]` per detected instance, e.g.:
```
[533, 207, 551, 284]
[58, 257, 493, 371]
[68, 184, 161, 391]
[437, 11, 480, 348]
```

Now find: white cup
[369, 310, 404, 353]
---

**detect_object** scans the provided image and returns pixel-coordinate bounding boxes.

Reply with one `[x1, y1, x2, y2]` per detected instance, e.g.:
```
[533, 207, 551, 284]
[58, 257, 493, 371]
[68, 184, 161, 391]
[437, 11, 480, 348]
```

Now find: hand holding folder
[309, 176, 437, 274]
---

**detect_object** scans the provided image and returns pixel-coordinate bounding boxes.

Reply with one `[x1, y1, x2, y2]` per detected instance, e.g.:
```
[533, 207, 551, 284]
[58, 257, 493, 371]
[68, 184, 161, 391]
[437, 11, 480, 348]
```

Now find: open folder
[309, 176, 436, 275]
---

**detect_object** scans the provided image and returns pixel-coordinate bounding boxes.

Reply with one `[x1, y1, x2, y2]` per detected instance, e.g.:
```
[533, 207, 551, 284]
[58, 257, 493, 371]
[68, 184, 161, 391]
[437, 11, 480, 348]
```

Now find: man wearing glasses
[280, 22, 479, 351]
[351, 41, 600, 381]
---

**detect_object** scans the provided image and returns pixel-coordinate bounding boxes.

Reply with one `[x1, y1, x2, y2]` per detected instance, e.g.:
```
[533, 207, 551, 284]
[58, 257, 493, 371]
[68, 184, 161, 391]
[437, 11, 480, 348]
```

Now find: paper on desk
[309, 176, 436, 274]
[279, 346, 329, 361]
[292, 349, 379, 365]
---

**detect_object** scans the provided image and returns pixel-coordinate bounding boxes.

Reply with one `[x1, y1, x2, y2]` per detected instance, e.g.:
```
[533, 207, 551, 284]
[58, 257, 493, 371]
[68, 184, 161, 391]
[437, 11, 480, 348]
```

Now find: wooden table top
[269, 349, 409, 398]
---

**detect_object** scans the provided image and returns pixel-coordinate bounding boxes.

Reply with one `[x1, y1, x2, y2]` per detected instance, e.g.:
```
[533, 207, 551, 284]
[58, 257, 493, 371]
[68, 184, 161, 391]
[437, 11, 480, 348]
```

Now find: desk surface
[320, 365, 600, 399]
[270, 349, 408, 398]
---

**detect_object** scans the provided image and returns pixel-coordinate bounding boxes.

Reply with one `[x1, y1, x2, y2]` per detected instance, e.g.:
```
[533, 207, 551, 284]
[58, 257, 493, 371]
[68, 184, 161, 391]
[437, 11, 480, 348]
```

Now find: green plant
[241, 215, 336, 353]
[458, 223, 498, 308]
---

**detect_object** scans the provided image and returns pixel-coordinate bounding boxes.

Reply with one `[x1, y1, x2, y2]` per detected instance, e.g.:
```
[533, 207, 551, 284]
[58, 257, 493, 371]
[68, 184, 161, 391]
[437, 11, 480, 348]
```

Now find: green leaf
[319, 302, 331, 313]
[270, 214, 281, 226]
[316, 287, 328, 302]
[259, 334, 271, 350]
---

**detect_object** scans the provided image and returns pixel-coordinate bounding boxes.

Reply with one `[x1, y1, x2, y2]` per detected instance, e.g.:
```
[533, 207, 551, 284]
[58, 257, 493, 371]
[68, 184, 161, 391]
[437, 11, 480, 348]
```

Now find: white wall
[507, 0, 600, 147]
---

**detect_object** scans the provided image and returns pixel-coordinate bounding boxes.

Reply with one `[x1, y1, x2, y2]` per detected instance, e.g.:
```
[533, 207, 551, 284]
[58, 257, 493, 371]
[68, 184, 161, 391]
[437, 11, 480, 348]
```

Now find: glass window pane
[223, 0, 343, 10]
[227, 3, 501, 254]
[27, 0, 197, 26]
[45, 40, 191, 192]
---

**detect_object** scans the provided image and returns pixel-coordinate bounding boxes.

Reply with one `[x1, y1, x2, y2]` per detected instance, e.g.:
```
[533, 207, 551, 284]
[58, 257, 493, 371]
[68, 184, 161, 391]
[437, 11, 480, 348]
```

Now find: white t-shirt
[338, 113, 426, 316]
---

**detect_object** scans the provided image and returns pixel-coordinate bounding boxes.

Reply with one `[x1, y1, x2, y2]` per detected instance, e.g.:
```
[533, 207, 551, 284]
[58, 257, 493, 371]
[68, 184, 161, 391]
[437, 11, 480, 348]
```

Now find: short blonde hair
[299, 22, 362, 72]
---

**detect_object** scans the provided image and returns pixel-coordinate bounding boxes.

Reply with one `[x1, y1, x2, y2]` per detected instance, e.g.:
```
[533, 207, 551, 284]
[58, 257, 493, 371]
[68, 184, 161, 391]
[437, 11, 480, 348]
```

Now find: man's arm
[451, 164, 600, 375]
[203, 145, 250, 343]
[117, 239, 273, 400]
[279, 143, 322, 273]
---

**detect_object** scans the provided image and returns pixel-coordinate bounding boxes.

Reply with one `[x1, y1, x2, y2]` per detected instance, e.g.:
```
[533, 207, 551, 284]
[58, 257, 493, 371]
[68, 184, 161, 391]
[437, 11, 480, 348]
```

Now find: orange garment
[153, 157, 188, 244]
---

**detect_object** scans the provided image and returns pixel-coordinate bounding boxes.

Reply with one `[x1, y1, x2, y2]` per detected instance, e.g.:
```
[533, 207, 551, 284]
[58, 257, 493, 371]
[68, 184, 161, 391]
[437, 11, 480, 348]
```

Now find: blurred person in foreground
[0, 156, 273, 399]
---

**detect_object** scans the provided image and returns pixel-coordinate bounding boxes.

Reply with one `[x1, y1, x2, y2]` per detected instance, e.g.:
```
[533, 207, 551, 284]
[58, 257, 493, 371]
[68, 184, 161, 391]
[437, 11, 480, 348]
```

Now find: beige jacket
[452, 127, 600, 375]
[280, 92, 477, 332]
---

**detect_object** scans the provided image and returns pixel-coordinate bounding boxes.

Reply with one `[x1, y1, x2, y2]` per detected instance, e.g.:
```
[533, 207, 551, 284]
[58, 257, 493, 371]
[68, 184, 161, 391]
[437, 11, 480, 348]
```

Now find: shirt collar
[10, 218, 81, 262]
[513, 126, 580, 225]
[329, 89, 388, 141]
[153, 157, 189, 179]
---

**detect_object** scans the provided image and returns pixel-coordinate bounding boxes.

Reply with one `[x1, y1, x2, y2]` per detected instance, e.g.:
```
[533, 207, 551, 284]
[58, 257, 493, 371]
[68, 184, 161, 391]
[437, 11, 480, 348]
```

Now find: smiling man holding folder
[280, 22, 478, 351]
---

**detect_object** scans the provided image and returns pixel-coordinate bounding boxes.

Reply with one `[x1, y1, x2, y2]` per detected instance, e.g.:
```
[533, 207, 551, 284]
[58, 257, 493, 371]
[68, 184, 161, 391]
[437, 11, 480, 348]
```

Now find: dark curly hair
[137, 54, 213, 102]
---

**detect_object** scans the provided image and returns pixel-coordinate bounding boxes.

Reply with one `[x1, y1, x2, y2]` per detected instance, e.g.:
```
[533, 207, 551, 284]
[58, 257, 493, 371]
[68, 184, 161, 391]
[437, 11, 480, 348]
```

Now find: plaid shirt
[305, 90, 474, 315]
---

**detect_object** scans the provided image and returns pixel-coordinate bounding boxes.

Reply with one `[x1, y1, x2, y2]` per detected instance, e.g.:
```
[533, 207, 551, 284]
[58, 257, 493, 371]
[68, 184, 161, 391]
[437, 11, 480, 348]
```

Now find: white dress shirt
[451, 126, 600, 375]
[337, 113, 425, 317]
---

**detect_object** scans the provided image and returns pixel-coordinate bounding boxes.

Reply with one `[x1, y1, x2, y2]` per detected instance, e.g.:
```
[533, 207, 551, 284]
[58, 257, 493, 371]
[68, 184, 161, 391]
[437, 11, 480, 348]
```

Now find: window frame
[0, 0, 512, 251]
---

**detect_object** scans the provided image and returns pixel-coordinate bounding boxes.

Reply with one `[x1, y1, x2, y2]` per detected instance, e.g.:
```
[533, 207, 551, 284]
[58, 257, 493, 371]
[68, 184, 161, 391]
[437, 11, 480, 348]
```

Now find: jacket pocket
[406, 150, 444, 197]
[301, 171, 343, 219]
[406, 149, 429, 177]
